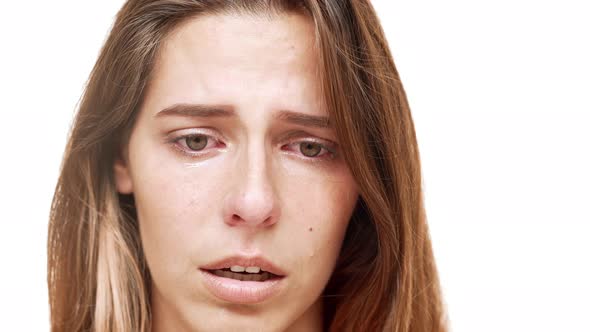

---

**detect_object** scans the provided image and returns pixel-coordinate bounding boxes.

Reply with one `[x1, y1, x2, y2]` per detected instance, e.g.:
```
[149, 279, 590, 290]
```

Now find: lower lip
[198, 269, 285, 304]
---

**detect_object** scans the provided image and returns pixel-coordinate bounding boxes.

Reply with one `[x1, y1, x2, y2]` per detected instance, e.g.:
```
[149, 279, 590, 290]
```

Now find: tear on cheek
[182, 162, 207, 168]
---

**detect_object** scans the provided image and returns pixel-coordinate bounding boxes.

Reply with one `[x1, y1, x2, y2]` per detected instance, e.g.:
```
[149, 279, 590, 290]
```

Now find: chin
[187, 310, 288, 332]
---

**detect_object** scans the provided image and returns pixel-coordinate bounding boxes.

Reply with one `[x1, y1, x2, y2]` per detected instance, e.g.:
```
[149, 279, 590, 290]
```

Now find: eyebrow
[155, 103, 332, 129]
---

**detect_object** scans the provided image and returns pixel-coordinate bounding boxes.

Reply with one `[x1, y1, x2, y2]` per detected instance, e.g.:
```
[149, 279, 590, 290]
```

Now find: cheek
[130, 153, 228, 278]
[286, 162, 358, 231]
[283, 173, 358, 288]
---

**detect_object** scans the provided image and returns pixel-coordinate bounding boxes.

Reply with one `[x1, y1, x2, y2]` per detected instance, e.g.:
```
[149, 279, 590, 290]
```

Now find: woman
[48, 0, 447, 331]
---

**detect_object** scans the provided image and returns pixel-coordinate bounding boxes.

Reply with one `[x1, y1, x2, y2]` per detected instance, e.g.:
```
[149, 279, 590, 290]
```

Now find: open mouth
[203, 268, 282, 282]
[199, 257, 287, 303]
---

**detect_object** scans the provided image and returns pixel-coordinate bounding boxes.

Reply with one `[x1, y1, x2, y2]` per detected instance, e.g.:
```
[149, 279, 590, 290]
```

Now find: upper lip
[200, 255, 287, 277]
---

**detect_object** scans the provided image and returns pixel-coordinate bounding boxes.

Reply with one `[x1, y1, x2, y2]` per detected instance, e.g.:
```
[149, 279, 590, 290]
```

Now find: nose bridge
[223, 136, 280, 227]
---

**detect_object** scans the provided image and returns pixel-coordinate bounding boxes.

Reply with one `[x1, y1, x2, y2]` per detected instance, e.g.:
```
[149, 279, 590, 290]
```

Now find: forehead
[146, 12, 321, 114]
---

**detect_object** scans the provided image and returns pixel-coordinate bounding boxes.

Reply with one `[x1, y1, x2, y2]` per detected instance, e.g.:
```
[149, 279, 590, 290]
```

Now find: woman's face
[114, 12, 359, 332]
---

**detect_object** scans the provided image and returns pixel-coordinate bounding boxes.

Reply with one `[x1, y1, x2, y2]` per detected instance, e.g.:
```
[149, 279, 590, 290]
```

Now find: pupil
[186, 135, 207, 151]
[301, 142, 321, 157]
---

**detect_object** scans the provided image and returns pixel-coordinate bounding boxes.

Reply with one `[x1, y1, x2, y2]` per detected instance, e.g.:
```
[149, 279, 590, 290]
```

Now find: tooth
[245, 266, 261, 273]
[230, 265, 246, 272]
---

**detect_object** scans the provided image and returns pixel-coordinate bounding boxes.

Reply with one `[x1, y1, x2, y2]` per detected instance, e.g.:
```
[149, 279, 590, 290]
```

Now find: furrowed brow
[275, 110, 331, 129]
[155, 104, 235, 118]
[156, 103, 331, 129]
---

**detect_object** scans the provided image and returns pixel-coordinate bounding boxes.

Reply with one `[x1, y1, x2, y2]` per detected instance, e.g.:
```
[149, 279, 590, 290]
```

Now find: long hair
[48, 1, 448, 331]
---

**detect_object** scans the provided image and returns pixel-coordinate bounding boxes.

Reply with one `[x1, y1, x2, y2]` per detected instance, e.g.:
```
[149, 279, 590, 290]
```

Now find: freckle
[308, 227, 313, 232]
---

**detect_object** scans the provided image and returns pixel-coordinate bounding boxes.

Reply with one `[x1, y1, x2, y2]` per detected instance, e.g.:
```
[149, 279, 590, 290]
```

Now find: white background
[0, 0, 588, 330]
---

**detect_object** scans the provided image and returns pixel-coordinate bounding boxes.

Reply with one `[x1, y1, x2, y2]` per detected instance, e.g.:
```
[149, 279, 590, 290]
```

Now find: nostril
[261, 216, 275, 226]
[228, 214, 276, 227]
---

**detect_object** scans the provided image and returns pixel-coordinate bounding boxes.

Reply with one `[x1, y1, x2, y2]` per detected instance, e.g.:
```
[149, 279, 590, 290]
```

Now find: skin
[114, 12, 359, 332]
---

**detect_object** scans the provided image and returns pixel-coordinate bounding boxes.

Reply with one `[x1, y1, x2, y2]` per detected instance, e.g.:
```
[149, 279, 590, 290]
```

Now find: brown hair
[48, 0, 447, 331]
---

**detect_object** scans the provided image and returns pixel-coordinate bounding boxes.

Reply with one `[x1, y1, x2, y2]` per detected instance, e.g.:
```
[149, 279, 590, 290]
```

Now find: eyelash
[167, 133, 337, 163]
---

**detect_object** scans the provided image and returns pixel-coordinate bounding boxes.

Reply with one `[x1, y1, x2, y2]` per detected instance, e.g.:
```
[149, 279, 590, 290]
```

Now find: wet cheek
[132, 158, 225, 267]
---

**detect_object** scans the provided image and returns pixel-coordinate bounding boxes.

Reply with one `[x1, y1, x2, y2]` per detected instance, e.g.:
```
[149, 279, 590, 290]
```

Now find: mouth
[198, 255, 287, 304]
[203, 267, 282, 282]
[199, 255, 287, 278]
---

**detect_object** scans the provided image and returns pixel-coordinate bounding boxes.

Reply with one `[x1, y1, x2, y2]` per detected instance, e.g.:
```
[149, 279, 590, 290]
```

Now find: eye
[299, 141, 323, 157]
[286, 140, 336, 161]
[168, 132, 223, 158]
[185, 134, 208, 151]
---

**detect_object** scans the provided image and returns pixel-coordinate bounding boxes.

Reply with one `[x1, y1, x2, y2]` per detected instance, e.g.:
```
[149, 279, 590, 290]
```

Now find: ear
[114, 154, 134, 194]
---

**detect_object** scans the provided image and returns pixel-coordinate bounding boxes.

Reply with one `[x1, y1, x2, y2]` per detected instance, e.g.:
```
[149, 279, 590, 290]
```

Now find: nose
[223, 148, 280, 228]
